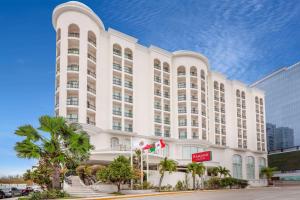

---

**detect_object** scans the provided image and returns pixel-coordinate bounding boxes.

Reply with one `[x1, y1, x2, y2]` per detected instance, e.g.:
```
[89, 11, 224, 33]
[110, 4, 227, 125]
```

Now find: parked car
[21, 187, 34, 196]
[0, 189, 5, 199]
[10, 187, 22, 197]
[1, 189, 12, 198]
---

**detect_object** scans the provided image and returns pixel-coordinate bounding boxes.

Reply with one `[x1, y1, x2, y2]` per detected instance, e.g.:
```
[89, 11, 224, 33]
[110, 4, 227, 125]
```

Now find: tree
[217, 166, 231, 178]
[187, 162, 205, 190]
[158, 157, 177, 191]
[14, 115, 94, 189]
[260, 167, 277, 186]
[207, 167, 219, 177]
[97, 156, 134, 192]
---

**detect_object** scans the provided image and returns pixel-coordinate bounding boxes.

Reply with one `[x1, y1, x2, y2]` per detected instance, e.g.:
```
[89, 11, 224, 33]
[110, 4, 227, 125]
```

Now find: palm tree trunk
[193, 175, 195, 190]
[159, 173, 164, 191]
[117, 182, 121, 192]
[52, 163, 61, 189]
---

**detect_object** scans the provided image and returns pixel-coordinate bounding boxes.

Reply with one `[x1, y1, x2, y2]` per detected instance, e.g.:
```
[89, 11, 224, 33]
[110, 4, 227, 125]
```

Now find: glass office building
[251, 62, 300, 150]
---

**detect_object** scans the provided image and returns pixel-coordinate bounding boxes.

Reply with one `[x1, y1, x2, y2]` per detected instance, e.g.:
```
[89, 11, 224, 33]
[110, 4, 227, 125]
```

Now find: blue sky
[0, 0, 300, 176]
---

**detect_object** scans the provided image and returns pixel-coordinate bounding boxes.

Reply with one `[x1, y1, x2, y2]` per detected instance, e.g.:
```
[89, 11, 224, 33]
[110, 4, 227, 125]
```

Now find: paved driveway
[126, 186, 300, 200]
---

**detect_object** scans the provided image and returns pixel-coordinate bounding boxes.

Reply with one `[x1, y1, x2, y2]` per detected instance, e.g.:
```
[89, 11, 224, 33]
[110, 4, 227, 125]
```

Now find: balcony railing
[191, 96, 198, 101]
[163, 67, 169, 73]
[113, 125, 122, 131]
[87, 102, 96, 110]
[164, 80, 169, 85]
[88, 54, 96, 62]
[192, 123, 199, 127]
[113, 49, 121, 56]
[154, 118, 162, 123]
[68, 32, 79, 38]
[191, 110, 198, 114]
[164, 93, 170, 98]
[164, 133, 170, 137]
[164, 106, 170, 111]
[88, 37, 96, 46]
[125, 96, 133, 103]
[67, 99, 78, 105]
[87, 86, 96, 94]
[164, 120, 170, 125]
[178, 122, 187, 126]
[124, 82, 133, 89]
[178, 109, 187, 113]
[125, 127, 133, 132]
[178, 83, 186, 88]
[179, 133, 187, 139]
[154, 77, 161, 83]
[66, 117, 78, 123]
[192, 134, 199, 139]
[124, 66, 132, 74]
[113, 94, 122, 101]
[190, 72, 197, 76]
[68, 48, 79, 54]
[113, 110, 122, 116]
[87, 121, 96, 125]
[124, 112, 133, 118]
[154, 91, 161, 96]
[113, 63, 122, 71]
[124, 53, 132, 60]
[154, 64, 161, 70]
[67, 64, 79, 71]
[67, 82, 79, 89]
[178, 96, 186, 101]
[113, 79, 122, 86]
[154, 104, 162, 109]
[87, 70, 96, 78]
[177, 72, 185, 76]
[155, 132, 162, 136]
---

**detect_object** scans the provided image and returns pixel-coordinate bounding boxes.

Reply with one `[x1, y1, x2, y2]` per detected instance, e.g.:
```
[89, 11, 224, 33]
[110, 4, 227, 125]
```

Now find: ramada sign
[192, 151, 212, 162]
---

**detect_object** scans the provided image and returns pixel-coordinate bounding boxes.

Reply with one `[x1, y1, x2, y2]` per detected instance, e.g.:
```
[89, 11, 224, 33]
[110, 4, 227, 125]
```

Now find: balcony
[191, 96, 198, 101]
[88, 54, 96, 62]
[164, 120, 170, 125]
[179, 132, 187, 139]
[125, 127, 133, 132]
[67, 64, 79, 72]
[113, 110, 122, 116]
[125, 96, 133, 103]
[178, 108, 187, 113]
[124, 66, 132, 74]
[66, 117, 78, 123]
[67, 98, 78, 106]
[155, 131, 162, 137]
[113, 78, 122, 86]
[192, 134, 199, 139]
[154, 104, 162, 110]
[163, 67, 169, 73]
[68, 48, 79, 55]
[164, 106, 170, 111]
[178, 96, 186, 101]
[87, 70, 96, 78]
[124, 81, 133, 89]
[67, 81, 79, 89]
[190, 72, 197, 77]
[113, 125, 122, 131]
[191, 109, 198, 114]
[178, 83, 186, 88]
[154, 77, 161, 83]
[124, 53, 132, 60]
[88, 37, 96, 46]
[154, 91, 161, 96]
[178, 122, 187, 126]
[113, 94, 122, 101]
[177, 72, 185, 76]
[154, 64, 161, 70]
[163, 79, 169, 85]
[164, 93, 170, 98]
[191, 84, 198, 89]
[87, 86, 96, 94]
[154, 118, 162, 123]
[113, 49, 121, 57]
[164, 132, 170, 137]
[192, 122, 199, 127]
[113, 63, 122, 71]
[124, 112, 133, 118]
[68, 32, 79, 38]
[87, 102, 96, 110]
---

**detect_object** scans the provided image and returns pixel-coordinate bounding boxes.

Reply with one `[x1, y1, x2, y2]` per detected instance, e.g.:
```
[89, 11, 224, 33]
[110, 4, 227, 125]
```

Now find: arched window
[111, 137, 119, 150]
[154, 59, 161, 70]
[236, 90, 240, 97]
[258, 157, 266, 178]
[255, 96, 259, 104]
[68, 24, 80, 38]
[163, 62, 169, 72]
[214, 81, 219, 90]
[124, 48, 133, 60]
[113, 44, 122, 56]
[241, 91, 245, 99]
[201, 70, 205, 79]
[260, 98, 263, 105]
[232, 154, 242, 179]
[246, 156, 255, 179]
[56, 28, 61, 41]
[177, 66, 185, 76]
[88, 31, 96, 46]
[220, 83, 225, 92]
[190, 66, 197, 76]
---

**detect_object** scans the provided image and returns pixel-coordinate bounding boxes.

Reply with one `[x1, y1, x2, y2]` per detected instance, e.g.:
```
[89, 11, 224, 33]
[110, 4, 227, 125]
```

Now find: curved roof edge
[52, 1, 105, 30]
[172, 50, 209, 67]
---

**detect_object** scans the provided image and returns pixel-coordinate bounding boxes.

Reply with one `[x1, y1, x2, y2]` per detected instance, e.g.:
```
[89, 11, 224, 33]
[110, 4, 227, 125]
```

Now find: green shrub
[133, 181, 153, 190]
[206, 177, 221, 189]
[25, 190, 70, 200]
[206, 177, 248, 189]
[175, 180, 184, 191]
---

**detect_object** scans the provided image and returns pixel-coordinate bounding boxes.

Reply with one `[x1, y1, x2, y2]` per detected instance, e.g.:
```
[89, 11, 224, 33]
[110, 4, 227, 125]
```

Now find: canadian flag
[154, 139, 166, 150]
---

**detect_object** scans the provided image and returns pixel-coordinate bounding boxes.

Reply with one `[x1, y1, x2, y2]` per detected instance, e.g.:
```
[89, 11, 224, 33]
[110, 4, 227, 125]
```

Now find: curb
[66, 191, 195, 200]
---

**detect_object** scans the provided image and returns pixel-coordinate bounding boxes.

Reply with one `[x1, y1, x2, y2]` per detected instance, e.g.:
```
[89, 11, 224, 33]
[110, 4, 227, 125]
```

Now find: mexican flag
[149, 139, 166, 152]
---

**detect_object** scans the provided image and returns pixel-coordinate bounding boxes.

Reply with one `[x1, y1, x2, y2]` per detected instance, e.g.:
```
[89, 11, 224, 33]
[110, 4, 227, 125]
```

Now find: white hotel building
[53, 1, 267, 182]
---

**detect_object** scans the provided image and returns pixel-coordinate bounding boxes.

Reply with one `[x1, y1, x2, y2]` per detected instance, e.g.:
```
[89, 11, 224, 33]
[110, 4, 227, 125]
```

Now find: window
[177, 66, 185, 76]
[258, 157, 266, 179]
[111, 137, 119, 149]
[182, 146, 203, 159]
[246, 156, 255, 179]
[232, 155, 242, 179]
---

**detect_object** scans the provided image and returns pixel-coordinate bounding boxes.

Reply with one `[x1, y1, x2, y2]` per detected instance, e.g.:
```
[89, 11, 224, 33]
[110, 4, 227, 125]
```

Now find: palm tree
[158, 157, 177, 191]
[260, 167, 277, 186]
[14, 115, 93, 189]
[217, 166, 231, 178]
[187, 162, 205, 190]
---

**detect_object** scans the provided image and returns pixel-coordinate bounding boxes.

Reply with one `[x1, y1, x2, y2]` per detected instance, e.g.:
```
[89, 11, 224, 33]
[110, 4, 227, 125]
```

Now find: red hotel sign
[192, 151, 212, 162]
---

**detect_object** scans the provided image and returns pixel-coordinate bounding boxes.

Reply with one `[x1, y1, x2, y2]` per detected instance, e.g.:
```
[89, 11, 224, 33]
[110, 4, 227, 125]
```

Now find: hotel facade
[53, 1, 267, 182]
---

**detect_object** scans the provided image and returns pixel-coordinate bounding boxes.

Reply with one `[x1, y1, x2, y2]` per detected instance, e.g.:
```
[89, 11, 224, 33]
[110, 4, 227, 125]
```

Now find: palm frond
[15, 125, 41, 141]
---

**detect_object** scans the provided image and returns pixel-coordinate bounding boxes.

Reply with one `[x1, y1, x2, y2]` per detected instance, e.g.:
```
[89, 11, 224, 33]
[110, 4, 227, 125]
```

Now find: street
[125, 186, 300, 200]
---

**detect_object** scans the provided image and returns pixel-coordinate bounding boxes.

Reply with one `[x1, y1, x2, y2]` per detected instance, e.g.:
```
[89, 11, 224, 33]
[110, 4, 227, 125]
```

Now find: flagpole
[141, 149, 143, 188]
[146, 150, 149, 183]
[130, 136, 133, 190]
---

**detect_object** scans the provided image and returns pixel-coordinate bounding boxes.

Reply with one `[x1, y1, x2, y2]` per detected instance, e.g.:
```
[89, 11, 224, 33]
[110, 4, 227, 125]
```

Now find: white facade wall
[53, 1, 267, 182]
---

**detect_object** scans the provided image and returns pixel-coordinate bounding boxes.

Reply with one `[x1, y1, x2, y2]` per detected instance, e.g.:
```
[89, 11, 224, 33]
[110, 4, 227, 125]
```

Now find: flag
[149, 139, 166, 153]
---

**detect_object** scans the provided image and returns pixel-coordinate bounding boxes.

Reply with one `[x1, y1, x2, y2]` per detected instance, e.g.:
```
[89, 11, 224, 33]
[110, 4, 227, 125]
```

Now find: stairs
[64, 176, 107, 198]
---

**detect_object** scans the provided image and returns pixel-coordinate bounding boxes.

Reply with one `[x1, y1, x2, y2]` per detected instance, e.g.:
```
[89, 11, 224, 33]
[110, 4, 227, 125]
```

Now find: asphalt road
[126, 186, 300, 200]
